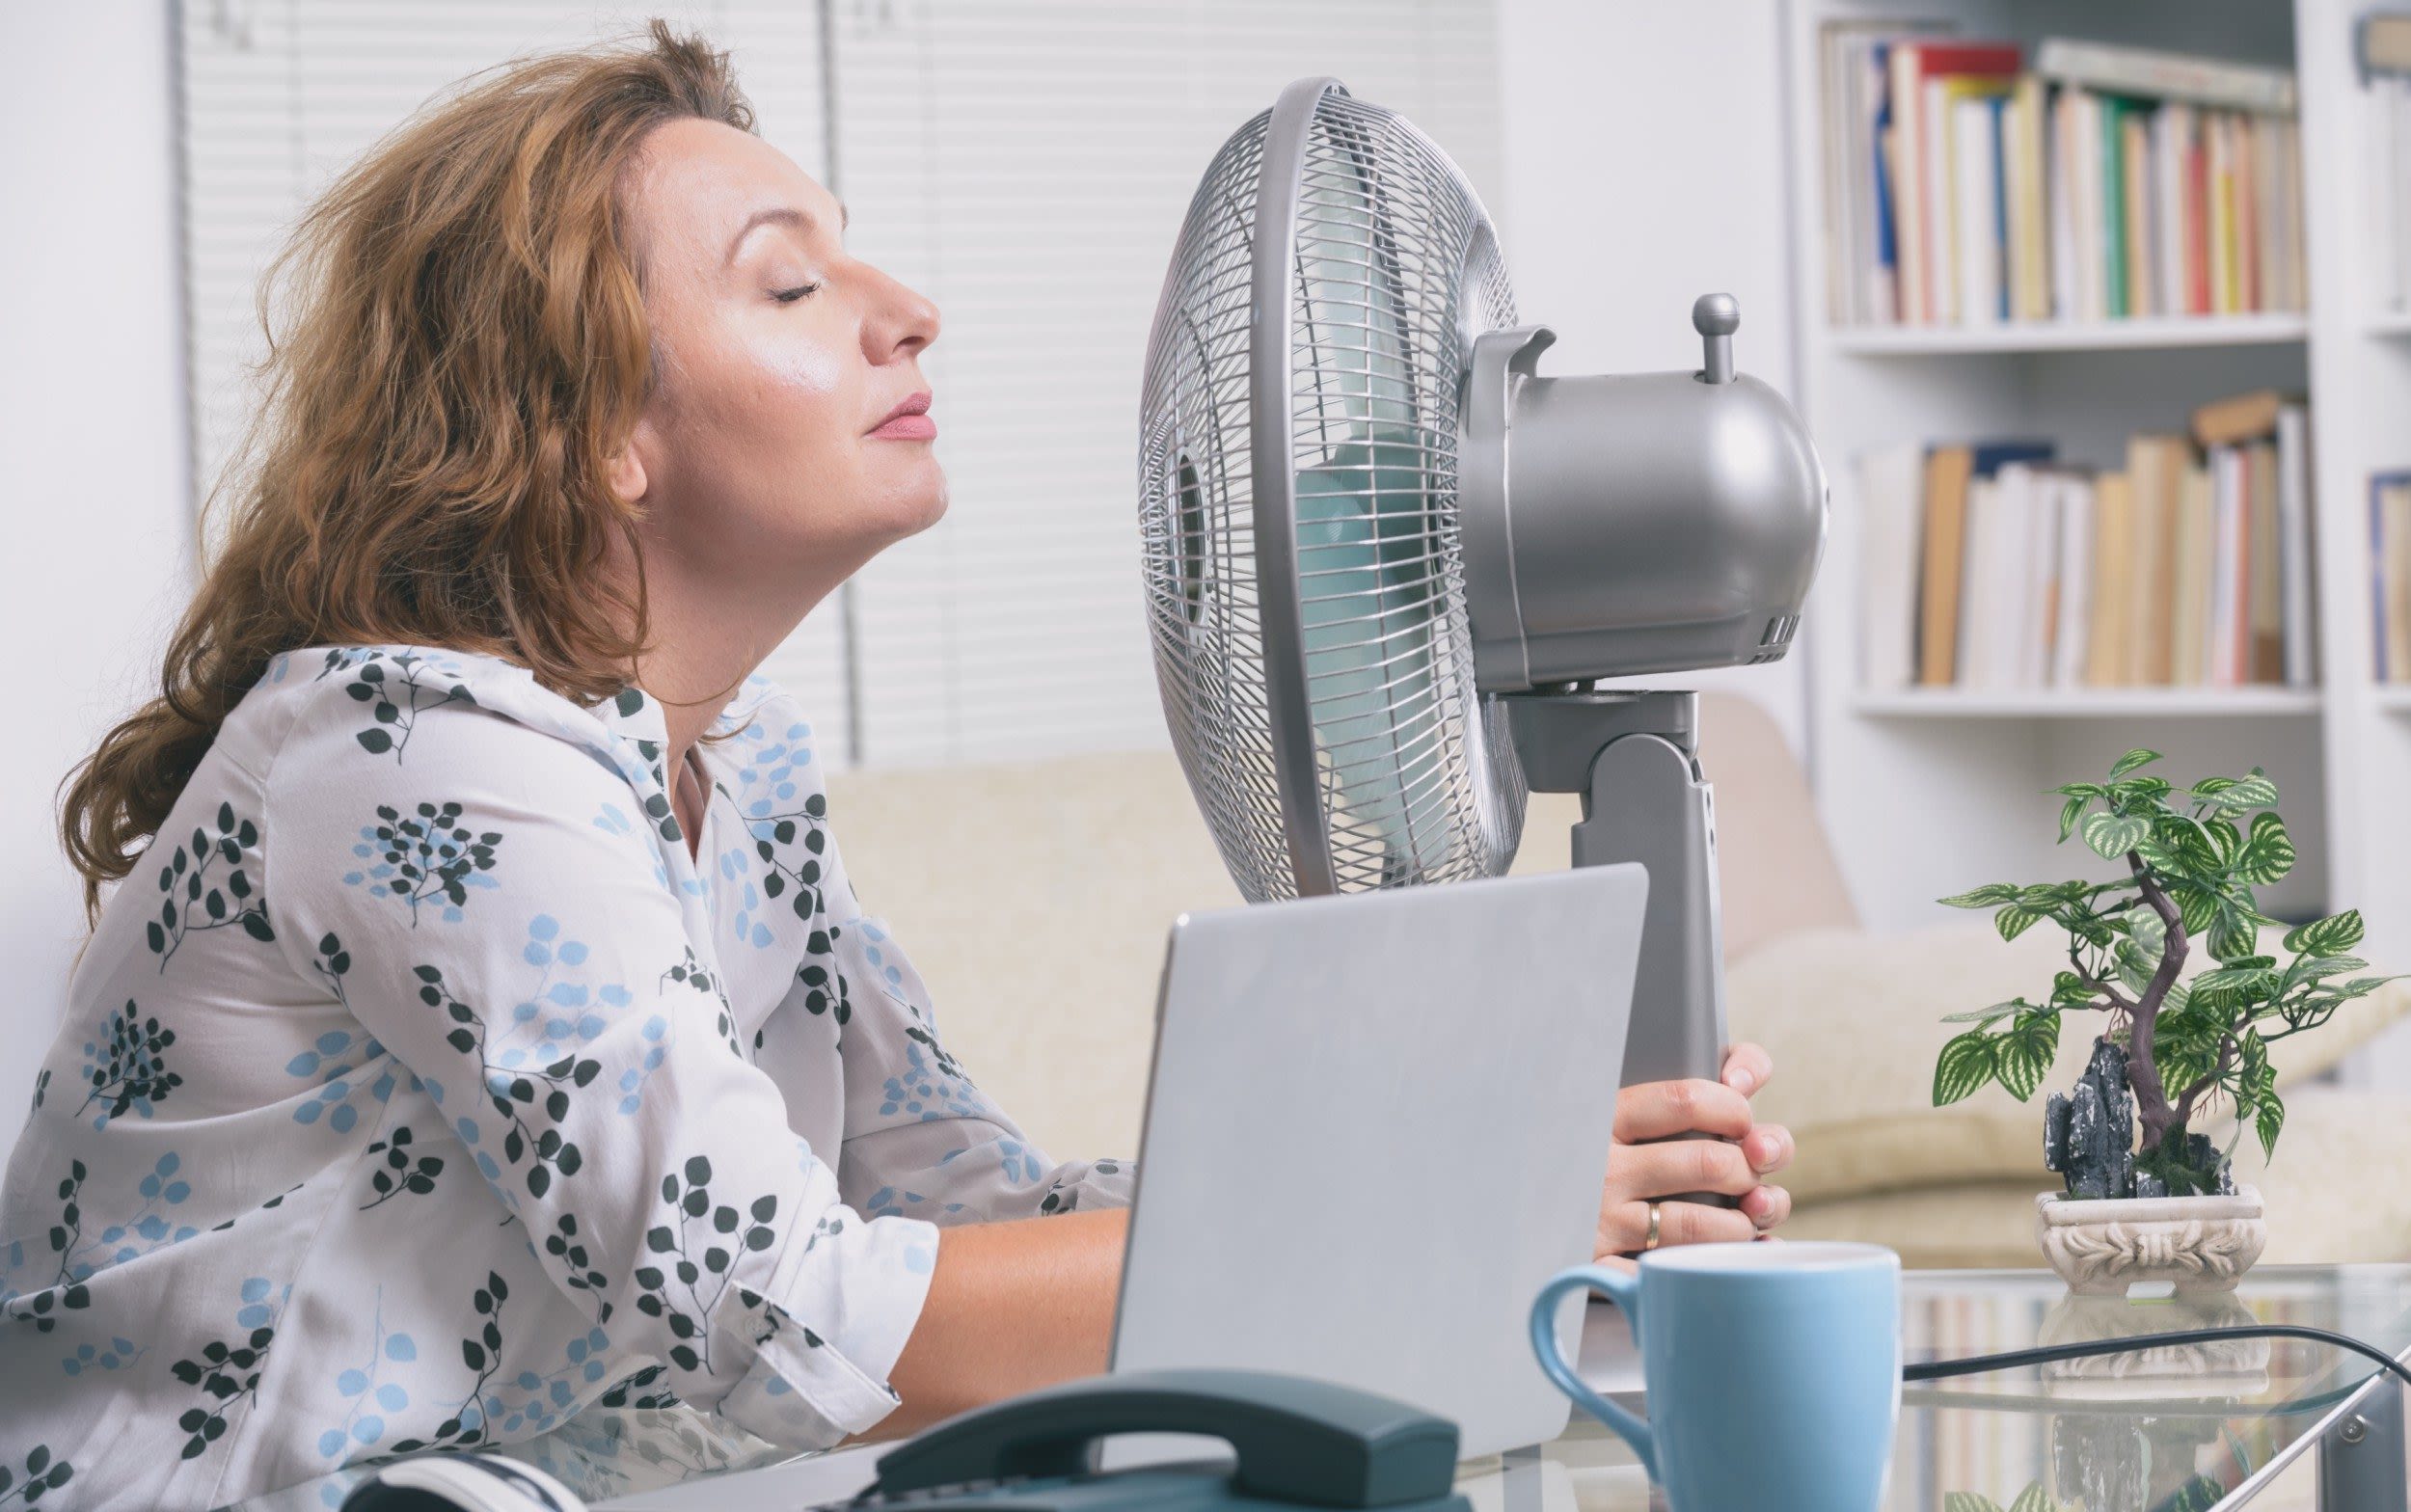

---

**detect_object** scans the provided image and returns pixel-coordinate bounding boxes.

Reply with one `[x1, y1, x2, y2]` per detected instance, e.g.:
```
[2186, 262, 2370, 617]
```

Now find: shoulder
[233, 644, 646, 799]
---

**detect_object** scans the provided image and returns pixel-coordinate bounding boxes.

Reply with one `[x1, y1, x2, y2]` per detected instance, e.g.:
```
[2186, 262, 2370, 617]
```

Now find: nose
[863, 265, 940, 364]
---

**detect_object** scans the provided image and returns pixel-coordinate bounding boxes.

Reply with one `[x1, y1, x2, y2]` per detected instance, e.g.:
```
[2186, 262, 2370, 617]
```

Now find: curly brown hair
[60, 20, 751, 922]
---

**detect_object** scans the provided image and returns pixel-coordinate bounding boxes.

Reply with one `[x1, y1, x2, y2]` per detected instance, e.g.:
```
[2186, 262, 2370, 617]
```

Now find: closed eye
[772, 283, 822, 304]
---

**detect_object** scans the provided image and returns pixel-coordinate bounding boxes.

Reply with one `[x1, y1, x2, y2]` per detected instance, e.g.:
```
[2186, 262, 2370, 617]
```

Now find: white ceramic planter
[2035, 1292, 2272, 1400]
[2034, 1186, 2268, 1297]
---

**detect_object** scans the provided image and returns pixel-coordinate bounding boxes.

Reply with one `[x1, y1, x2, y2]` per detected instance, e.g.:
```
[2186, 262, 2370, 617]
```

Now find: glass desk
[240, 1265, 2411, 1512]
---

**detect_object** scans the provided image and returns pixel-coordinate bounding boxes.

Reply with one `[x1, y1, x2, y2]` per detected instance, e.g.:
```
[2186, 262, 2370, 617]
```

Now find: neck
[616, 559, 851, 778]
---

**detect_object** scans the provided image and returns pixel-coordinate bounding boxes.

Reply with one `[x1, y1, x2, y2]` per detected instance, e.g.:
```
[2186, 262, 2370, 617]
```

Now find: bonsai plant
[1928, 749, 2396, 1289]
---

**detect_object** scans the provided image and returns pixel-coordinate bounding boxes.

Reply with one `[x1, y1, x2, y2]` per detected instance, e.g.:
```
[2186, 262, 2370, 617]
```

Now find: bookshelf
[1854, 687, 2325, 719]
[1781, 0, 2411, 1065]
[1829, 313, 2310, 356]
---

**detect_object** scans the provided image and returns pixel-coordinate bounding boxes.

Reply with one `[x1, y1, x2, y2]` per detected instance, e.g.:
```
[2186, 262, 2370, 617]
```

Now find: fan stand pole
[1504, 687, 1736, 1210]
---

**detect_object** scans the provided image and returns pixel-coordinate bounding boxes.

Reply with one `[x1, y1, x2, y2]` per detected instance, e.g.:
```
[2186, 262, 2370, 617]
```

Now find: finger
[1606, 1135, 1761, 1202]
[1721, 1041, 1775, 1096]
[1738, 1183, 1793, 1232]
[1612, 1078, 1754, 1144]
[1740, 1122, 1795, 1178]
[1601, 1199, 1763, 1252]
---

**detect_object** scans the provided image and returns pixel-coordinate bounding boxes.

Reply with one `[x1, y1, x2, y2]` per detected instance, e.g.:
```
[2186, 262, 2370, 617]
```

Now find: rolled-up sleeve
[817, 914, 1137, 1225]
[263, 681, 935, 1445]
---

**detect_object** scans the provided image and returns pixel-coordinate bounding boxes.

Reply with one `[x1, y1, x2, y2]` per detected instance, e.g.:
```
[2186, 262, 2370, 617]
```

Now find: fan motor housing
[1458, 324, 1829, 692]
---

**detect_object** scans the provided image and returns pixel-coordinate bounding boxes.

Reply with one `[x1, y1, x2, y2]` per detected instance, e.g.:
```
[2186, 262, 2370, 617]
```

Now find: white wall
[1494, 0, 1811, 754]
[0, 3, 195, 1158]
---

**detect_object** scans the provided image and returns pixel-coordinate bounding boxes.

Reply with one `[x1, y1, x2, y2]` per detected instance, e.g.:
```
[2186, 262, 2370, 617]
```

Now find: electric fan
[1136, 77, 1828, 1104]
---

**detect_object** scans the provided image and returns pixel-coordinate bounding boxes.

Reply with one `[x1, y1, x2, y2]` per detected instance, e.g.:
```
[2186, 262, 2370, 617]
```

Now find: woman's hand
[1595, 1041, 1793, 1258]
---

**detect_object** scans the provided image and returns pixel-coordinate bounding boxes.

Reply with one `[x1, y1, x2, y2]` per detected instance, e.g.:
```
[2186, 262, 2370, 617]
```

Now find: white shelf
[1782, 0, 2408, 941]
[1854, 688, 2325, 719]
[1826, 314, 2310, 357]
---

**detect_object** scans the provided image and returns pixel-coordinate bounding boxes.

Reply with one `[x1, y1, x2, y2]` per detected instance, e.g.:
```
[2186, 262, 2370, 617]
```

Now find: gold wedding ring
[1643, 1201, 1664, 1252]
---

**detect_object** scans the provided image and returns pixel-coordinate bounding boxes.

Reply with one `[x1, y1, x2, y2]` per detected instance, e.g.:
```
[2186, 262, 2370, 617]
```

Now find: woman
[0, 24, 1792, 1507]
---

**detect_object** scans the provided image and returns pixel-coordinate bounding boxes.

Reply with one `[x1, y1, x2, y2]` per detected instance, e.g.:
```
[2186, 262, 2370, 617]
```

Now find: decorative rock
[2045, 1040, 2136, 1200]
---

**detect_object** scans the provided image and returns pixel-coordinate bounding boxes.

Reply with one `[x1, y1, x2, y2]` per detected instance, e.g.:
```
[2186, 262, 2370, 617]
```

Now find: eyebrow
[724, 202, 849, 265]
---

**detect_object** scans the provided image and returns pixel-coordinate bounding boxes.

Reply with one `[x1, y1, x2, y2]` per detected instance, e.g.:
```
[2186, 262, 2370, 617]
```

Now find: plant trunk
[2123, 850, 2190, 1150]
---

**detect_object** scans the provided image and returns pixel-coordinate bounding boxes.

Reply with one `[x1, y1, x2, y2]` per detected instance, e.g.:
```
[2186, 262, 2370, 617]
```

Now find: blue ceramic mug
[1528, 1241, 1903, 1512]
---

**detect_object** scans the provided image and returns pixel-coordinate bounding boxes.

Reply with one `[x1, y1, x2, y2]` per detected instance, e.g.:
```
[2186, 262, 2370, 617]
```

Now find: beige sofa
[827, 694, 2411, 1267]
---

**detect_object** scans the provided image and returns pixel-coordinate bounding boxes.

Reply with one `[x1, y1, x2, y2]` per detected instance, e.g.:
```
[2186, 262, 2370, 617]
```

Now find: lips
[869, 391, 935, 441]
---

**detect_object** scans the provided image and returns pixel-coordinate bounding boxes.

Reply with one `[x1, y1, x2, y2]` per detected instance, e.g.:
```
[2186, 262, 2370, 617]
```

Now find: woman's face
[615, 118, 942, 614]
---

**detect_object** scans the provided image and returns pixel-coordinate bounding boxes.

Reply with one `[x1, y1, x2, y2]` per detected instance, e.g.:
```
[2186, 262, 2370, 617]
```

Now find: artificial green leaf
[2007, 1483, 2058, 1512]
[2235, 812, 2295, 885]
[2286, 955, 2368, 987]
[2256, 1090, 2285, 1159]
[2150, 812, 2222, 873]
[1933, 1032, 1996, 1107]
[2170, 881, 2222, 935]
[2058, 795, 2087, 844]
[1939, 1003, 2020, 1026]
[2204, 817, 2244, 866]
[2208, 909, 2261, 963]
[2127, 910, 2168, 958]
[1937, 883, 2018, 910]
[2193, 963, 2276, 995]
[2285, 909, 2366, 956]
[2052, 781, 2107, 799]
[1994, 1012, 2061, 1101]
[1995, 905, 2044, 943]
[2109, 748, 2164, 778]
[2108, 775, 2175, 809]
[2083, 811, 2150, 860]
[2190, 775, 2239, 799]
[2050, 971, 2099, 1010]
[2222, 770, 2280, 809]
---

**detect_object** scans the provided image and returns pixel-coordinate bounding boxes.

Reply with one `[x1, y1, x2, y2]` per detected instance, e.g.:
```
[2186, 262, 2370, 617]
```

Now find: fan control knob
[1693, 292, 1740, 384]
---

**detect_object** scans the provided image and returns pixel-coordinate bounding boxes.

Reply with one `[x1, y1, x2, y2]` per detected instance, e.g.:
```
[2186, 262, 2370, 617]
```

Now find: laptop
[1107, 864, 1649, 1457]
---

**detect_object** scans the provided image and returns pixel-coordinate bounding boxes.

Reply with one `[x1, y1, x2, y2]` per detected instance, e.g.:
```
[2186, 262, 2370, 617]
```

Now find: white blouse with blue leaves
[0, 645, 1129, 1509]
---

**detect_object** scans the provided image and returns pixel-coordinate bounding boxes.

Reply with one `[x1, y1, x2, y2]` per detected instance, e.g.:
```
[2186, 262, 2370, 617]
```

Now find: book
[1891, 41, 2024, 322]
[2193, 388, 2289, 446]
[2006, 74, 2051, 321]
[2100, 94, 2130, 318]
[2366, 14, 2411, 75]
[1918, 445, 1976, 685]
[2085, 472, 2135, 686]
[2121, 110, 2154, 318]
[2034, 37, 2297, 114]
[2127, 434, 2191, 683]
[1858, 442, 1928, 688]
[2171, 462, 2213, 685]
[2249, 441, 2284, 684]
[1952, 94, 2005, 325]
[2050, 472, 2096, 688]
[1821, 39, 2305, 330]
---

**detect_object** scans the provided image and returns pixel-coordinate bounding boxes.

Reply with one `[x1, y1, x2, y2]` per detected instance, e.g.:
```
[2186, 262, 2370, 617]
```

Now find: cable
[1906, 1324, 2411, 1392]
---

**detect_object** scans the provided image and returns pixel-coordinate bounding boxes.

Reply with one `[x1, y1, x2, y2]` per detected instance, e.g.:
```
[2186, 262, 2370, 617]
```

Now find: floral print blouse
[0, 645, 1129, 1509]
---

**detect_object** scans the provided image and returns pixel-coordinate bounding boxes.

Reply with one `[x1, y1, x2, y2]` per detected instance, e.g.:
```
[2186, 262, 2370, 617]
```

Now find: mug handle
[1527, 1265, 1656, 1479]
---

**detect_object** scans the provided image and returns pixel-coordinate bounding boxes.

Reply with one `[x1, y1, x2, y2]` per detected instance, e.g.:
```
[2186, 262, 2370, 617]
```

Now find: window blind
[828, 0, 1504, 767]
[177, 0, 1503, 770]
[177, 0, 848, 751]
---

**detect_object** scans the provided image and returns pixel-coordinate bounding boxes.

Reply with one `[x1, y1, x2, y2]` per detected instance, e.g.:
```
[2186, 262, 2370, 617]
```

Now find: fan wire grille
[1140, 86, 1526, 902]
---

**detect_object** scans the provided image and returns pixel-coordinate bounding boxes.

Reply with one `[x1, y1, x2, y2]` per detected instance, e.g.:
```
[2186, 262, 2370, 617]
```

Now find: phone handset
[869, 1369, 1461, 1509]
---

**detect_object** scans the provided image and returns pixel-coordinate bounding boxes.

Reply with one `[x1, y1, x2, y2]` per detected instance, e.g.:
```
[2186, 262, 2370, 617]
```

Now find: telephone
[831, 1369, 1472, 1512]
